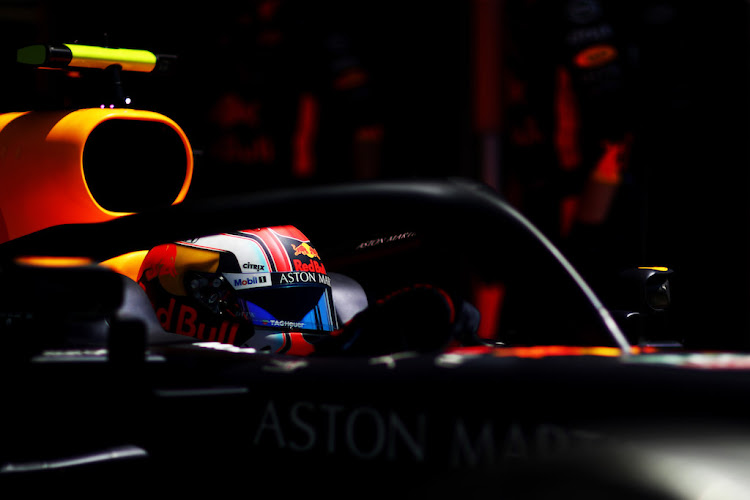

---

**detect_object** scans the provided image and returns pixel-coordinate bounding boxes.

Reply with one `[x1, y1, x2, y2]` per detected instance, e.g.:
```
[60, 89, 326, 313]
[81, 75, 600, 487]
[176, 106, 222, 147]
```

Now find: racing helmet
[137, 225, 338, 350]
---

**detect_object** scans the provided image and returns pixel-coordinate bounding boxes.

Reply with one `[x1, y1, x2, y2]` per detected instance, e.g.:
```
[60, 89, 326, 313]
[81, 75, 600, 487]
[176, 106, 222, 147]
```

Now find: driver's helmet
[137, 225, 338, 350]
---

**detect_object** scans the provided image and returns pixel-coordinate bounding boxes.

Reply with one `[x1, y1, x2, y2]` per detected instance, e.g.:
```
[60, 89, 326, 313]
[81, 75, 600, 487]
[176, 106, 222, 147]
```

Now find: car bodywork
[2, 178, 750, 499]
[1, 45, 749, 498]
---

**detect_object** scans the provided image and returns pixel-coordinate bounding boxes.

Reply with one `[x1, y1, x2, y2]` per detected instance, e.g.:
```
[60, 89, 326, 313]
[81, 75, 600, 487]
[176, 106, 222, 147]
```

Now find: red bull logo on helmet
[139, 243, 178, 282]
[292, 242, 320, 260]
[155, 297, 246, 345]
[293, 259, 326, 274]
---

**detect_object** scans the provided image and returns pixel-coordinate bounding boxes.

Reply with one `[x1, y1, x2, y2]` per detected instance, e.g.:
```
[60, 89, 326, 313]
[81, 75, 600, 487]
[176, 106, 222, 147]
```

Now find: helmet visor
[227, 272, 338, 332]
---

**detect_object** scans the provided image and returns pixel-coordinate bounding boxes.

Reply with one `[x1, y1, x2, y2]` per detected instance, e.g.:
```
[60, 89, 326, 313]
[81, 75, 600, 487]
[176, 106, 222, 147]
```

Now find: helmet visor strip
[225, 271, 338, 332]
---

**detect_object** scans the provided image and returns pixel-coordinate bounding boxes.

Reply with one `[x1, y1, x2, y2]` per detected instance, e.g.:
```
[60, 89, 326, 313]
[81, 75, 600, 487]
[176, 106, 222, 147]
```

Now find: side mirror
[610, 267, 676, 347]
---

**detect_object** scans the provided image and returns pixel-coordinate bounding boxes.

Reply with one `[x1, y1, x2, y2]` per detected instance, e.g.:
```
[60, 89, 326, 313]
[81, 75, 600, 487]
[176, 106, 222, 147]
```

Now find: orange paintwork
[14, 255, 94, 267]
[99, 250, 150, 282]
[449, 345, 628, 358]
[0, 108, 193, 245]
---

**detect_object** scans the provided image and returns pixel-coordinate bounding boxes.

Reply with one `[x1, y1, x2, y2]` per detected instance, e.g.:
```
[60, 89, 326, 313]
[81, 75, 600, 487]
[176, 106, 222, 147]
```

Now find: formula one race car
[3, 44, 750, 499]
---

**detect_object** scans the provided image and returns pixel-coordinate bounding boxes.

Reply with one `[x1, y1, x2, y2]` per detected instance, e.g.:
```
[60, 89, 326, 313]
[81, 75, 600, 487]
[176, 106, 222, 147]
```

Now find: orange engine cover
[0, 108, 193, 244]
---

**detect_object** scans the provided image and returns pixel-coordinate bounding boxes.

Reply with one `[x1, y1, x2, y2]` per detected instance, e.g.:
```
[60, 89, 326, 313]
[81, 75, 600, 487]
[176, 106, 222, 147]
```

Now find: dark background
[0, 1, 748, 348]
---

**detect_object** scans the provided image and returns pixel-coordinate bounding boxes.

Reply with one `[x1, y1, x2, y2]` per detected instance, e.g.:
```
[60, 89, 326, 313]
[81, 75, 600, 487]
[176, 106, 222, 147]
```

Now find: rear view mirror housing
[610, 267, 676, 347]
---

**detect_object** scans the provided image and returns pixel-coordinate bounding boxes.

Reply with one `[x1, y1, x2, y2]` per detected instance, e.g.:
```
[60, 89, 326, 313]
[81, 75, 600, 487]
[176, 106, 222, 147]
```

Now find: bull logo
[291, 242, 320, 260]
[142, 244, 178, 281]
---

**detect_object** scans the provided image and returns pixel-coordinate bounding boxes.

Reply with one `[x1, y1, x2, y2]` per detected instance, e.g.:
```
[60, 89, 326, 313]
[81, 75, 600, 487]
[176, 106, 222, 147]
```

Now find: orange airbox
[0, 108, 193, 244]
